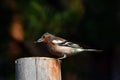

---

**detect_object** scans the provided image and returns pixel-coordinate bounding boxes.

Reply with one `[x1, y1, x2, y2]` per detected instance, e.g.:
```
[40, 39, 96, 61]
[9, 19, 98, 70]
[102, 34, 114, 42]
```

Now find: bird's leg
[58, 54, 67, 59]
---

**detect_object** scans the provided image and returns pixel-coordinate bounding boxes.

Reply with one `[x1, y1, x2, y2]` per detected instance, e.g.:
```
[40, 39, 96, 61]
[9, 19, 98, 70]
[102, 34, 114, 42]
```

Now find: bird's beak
[34, 38, 44, 43]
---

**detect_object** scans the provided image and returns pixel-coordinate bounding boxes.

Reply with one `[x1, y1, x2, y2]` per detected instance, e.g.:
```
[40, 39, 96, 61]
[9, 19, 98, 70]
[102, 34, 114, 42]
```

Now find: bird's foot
[58, 54, 67, 59]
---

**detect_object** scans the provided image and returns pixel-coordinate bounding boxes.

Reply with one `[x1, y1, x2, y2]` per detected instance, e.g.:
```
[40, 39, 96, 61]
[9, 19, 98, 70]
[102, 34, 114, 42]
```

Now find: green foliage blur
[16, 0, 84, 41]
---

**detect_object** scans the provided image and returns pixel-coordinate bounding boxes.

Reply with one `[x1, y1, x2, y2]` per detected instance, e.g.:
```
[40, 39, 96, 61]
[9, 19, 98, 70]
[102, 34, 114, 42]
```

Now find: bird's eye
[42, 36, 45, 38]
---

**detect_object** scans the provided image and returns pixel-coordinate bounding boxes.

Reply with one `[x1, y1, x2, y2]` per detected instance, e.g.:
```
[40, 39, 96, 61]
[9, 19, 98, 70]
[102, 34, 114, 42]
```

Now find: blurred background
[0, 0, 120, 80]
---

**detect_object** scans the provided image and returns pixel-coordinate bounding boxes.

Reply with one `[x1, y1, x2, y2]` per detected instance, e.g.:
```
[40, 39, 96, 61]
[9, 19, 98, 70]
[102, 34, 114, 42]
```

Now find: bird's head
[35, 32, 55, 43]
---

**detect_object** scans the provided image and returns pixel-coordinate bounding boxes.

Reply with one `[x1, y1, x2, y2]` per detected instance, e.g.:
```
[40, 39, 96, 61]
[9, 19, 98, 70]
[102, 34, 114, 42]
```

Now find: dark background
[0, 0, 120, 80]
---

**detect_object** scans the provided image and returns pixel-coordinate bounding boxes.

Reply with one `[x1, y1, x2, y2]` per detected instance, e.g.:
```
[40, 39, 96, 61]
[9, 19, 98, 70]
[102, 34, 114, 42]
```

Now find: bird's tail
[83, 49, 103, 52]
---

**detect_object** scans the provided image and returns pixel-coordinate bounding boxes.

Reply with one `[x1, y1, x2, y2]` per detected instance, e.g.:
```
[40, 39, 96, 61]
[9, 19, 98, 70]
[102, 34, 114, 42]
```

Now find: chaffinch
[35, 32, 102, 59]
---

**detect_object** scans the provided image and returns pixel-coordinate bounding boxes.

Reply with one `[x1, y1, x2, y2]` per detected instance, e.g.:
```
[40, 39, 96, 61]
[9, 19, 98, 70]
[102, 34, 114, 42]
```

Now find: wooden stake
[15, 57, 61, 80]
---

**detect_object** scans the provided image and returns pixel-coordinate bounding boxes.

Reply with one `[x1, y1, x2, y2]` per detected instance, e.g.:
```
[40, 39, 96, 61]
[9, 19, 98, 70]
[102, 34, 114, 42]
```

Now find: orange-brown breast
[46, 41, 64, 57]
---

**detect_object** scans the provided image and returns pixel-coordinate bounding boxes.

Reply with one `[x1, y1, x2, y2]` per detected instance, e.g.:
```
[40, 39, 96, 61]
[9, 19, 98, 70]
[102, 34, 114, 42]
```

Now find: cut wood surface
[15, 57, 61, 80]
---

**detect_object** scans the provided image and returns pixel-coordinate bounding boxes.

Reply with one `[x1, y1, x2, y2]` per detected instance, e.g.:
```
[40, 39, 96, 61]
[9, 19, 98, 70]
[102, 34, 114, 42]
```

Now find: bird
[34, 32, 102, 59]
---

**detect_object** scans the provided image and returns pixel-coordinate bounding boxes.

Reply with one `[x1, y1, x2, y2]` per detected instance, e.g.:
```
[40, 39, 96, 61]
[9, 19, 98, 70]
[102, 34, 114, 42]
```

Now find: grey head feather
[43, 32, 51, 35]
[42, 32, 55, 40]
[49, 34, 55, 40]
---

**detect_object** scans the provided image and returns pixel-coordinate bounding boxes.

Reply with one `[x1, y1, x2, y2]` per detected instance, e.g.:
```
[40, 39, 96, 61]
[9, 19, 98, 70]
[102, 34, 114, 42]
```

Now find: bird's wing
[52, 40, 82, 48]
[52, 40, 67, 44]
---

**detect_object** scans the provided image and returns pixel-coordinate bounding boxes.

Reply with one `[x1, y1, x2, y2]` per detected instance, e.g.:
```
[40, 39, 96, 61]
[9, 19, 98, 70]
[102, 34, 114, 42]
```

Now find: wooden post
[15, 57, 61, 80]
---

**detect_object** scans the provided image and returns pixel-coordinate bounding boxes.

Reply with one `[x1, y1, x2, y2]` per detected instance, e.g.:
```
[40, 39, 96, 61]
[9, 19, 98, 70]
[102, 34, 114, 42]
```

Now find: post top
[15, 57, 61, 63]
